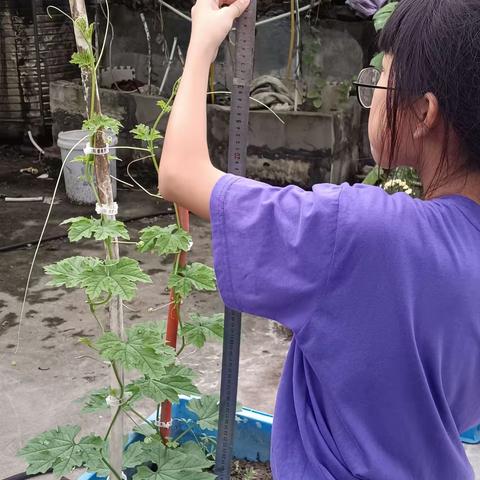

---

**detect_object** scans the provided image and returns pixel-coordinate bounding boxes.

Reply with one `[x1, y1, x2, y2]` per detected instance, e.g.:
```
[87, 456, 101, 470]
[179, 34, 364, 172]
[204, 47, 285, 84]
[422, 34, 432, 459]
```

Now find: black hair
[378, 0, 480, 194]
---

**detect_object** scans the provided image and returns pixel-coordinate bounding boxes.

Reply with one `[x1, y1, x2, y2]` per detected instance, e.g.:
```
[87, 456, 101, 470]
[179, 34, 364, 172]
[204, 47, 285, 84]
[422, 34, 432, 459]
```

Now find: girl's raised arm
[158, 0, 250, 220]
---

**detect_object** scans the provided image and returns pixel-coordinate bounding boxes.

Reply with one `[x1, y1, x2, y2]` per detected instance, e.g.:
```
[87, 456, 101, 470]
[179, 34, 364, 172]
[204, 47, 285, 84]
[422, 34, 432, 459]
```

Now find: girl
[159, 0, 480, 478]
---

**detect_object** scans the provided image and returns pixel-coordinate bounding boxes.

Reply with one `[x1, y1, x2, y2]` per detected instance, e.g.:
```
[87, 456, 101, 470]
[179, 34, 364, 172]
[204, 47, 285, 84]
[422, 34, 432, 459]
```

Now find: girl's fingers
[220, 0, 251, 19]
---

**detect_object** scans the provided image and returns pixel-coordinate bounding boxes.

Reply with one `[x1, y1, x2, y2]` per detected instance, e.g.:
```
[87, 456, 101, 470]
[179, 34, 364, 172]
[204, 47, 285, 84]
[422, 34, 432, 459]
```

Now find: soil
[231, 460, 272, 479]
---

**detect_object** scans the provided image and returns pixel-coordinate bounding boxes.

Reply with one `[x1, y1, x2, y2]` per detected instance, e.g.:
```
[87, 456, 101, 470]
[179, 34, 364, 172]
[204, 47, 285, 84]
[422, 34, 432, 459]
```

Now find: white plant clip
[96, 202, 119, 216]
[155, 419, 172, 429]
[84, 143, 110, 156]
[106, 395, 120, 408]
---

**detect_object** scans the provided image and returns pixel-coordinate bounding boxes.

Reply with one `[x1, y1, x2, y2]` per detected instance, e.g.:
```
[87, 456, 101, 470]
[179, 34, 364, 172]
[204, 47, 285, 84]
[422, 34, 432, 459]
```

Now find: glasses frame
[353, 67, 395, 109]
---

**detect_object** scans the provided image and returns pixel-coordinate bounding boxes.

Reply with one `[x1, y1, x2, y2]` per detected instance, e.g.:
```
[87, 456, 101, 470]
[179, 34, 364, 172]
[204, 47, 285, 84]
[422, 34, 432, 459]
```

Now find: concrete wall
[99, 5, 374, 111]
[50, 80, 360, 188]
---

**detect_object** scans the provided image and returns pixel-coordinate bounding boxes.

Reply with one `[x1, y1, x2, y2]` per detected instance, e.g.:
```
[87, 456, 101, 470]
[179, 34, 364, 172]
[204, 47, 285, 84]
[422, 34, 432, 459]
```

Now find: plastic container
[57, 129, 117, 205]
[78, 396, 273, 480]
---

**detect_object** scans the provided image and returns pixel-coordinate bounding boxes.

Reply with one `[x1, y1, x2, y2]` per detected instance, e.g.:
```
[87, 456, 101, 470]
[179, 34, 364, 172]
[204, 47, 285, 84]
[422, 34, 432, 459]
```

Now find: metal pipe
[156, 0, 322, 27]
[159, 36, 178, 95]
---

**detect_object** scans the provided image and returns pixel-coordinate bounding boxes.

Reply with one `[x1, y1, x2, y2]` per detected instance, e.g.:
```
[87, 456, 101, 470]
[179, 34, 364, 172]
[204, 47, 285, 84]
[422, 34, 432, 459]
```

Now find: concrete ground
[1, 146, 480, 479]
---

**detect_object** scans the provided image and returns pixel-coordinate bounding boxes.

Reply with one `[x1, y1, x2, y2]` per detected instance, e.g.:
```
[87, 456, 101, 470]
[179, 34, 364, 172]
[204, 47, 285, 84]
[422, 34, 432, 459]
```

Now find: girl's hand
[190, 0, 251, 63]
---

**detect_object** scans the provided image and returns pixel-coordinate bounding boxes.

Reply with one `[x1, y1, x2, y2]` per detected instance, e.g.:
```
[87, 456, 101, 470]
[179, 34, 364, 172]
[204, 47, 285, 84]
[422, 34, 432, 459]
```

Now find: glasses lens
[357, 68, 381, 108]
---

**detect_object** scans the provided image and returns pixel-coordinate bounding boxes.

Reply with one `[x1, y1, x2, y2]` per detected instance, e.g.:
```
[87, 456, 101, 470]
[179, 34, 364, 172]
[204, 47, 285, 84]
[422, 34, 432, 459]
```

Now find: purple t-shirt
[210, 173, 480, 480]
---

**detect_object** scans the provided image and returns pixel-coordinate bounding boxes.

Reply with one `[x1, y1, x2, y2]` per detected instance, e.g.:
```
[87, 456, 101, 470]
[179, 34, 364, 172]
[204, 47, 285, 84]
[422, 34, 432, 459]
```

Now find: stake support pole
[68, 2, 124, 478]
[215, 3, 257, 479]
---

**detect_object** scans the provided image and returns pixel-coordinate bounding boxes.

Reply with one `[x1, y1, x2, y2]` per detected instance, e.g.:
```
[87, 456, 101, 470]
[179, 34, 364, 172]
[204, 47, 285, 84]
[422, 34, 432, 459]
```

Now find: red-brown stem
[160, 206, 190, 441]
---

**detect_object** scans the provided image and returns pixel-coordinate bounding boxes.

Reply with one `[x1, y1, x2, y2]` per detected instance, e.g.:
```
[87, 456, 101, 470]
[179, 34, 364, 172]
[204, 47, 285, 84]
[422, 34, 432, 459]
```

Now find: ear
[413, 92, 440, 139]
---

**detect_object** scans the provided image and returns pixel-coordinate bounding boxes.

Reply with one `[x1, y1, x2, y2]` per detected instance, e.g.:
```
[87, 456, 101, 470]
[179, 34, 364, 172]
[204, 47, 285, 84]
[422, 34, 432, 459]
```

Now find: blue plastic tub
[461, 424, 480, 444]
[79, 396, 273, 480]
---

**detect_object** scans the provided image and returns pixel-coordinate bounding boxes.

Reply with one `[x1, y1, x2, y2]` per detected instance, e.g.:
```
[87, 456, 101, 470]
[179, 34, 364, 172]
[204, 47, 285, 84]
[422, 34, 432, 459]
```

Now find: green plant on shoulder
[363, 165, 422, 198]
[19, 6, 224, 480]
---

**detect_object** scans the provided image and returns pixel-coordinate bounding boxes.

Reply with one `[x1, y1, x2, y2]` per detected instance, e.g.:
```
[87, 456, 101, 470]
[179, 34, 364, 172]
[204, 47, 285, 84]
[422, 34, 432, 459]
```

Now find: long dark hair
[379, 0, 480, 194]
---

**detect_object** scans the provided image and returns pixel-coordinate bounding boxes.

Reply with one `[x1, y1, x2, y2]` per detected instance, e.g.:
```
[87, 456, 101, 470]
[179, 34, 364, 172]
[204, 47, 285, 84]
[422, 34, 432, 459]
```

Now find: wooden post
[68, 1, 124, 478]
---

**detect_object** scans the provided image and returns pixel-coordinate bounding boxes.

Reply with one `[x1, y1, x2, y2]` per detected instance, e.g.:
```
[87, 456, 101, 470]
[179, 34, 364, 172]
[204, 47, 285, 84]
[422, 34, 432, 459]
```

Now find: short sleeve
[209, 173, 342, 332]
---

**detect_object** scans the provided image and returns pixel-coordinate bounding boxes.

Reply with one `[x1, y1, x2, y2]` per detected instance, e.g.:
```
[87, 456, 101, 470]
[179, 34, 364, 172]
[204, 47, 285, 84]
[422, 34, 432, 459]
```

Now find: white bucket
[57, 129, 118, 205]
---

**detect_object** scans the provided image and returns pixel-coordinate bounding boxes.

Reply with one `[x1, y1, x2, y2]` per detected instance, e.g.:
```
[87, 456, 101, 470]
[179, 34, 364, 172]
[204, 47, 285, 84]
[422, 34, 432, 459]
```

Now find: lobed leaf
[80, 388, 110, 413]
[168, 263, 216, 299]
[131, 124, 163, 142]
[70, 50, 94, 69]
[186, 395, 220, 431]
[96, 324, 175, 376]
[81, 257, 151, 301]
[156, 99, 172, 113]
[137, 224, 192, 256]
[44, 256, 101, 289]
[83, 113, 122, 135]
[182, 313, 224, 349]
[129, 365, 200, 404]
[62, 217, 130, 243]
[18, 426, 105, 476]
[130, 438, 215, 480]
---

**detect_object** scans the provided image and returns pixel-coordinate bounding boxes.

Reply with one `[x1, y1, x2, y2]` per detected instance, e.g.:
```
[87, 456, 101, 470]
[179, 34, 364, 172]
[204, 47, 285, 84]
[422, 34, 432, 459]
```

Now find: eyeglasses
[353, 67, 395, 109]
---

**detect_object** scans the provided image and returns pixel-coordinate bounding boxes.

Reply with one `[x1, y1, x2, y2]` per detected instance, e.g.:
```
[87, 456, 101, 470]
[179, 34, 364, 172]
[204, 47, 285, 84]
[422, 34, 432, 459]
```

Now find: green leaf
[370, 52, 384, 70]
[373, 2, 398, 31]
[134, 468, 216, 480]
[187, 395, 220, 431]
[130, 365, 200, 404]
[133, 423, 159, 437]
[17, 426, 103, 476]
[124, 441, 149, 469]
[131, 439, 215, 480]
[81, 257, 151, 301]
[138, 225, 192, 256]
[76, 436, 109, 477]
[182, 313, 224, 348]
[80, 388, 110, 413]
[62, 217, 130, 243]
[70, 50, 95, 69]
[74, 17, 95, 43]
[131, 124, 163, 142]
[83, 113, 122, 135]
[363, 166, 383, 186]
[61, 217, 96, 242]
[44, 256, 101, 289]
[96, 324, 175, 376]
[156, 99, 172, 113]
[168, 263, 216, 299]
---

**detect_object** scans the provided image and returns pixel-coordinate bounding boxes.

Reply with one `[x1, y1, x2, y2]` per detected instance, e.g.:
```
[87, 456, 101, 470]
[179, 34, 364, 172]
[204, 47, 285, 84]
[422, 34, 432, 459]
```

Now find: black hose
[0, 210, 173, 253]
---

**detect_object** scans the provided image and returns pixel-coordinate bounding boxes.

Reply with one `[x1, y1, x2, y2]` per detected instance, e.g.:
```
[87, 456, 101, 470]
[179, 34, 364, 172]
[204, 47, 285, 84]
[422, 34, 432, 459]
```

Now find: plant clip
[154, 419, 172, 429]
[84, 143, 110, 156]
[105, 395, 121, 408]
[96, 202, 119, 216]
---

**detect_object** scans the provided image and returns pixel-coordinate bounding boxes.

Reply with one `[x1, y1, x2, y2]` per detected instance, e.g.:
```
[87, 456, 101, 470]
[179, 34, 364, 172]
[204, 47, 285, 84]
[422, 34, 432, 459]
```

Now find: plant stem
[129, 407, 157, 428]
[172, 422, 196, 444]
[101, 454, 123, 480]
[88, 300, 106, 332]
[104, 405, 122, 440]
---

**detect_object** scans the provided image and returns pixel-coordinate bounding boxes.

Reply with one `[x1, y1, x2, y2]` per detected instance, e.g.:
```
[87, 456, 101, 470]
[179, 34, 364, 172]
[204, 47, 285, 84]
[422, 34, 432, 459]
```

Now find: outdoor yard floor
[1, 145, 480, 479]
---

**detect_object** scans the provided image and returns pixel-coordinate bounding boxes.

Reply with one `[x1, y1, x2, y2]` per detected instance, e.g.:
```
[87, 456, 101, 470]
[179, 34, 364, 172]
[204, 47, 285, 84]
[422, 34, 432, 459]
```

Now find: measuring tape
[214, 2, 257, 479]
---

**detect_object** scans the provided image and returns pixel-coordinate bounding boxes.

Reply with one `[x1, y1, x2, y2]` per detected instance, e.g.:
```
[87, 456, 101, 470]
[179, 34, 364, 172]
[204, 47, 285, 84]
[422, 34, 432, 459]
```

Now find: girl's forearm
[159, 46, 213, 198]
